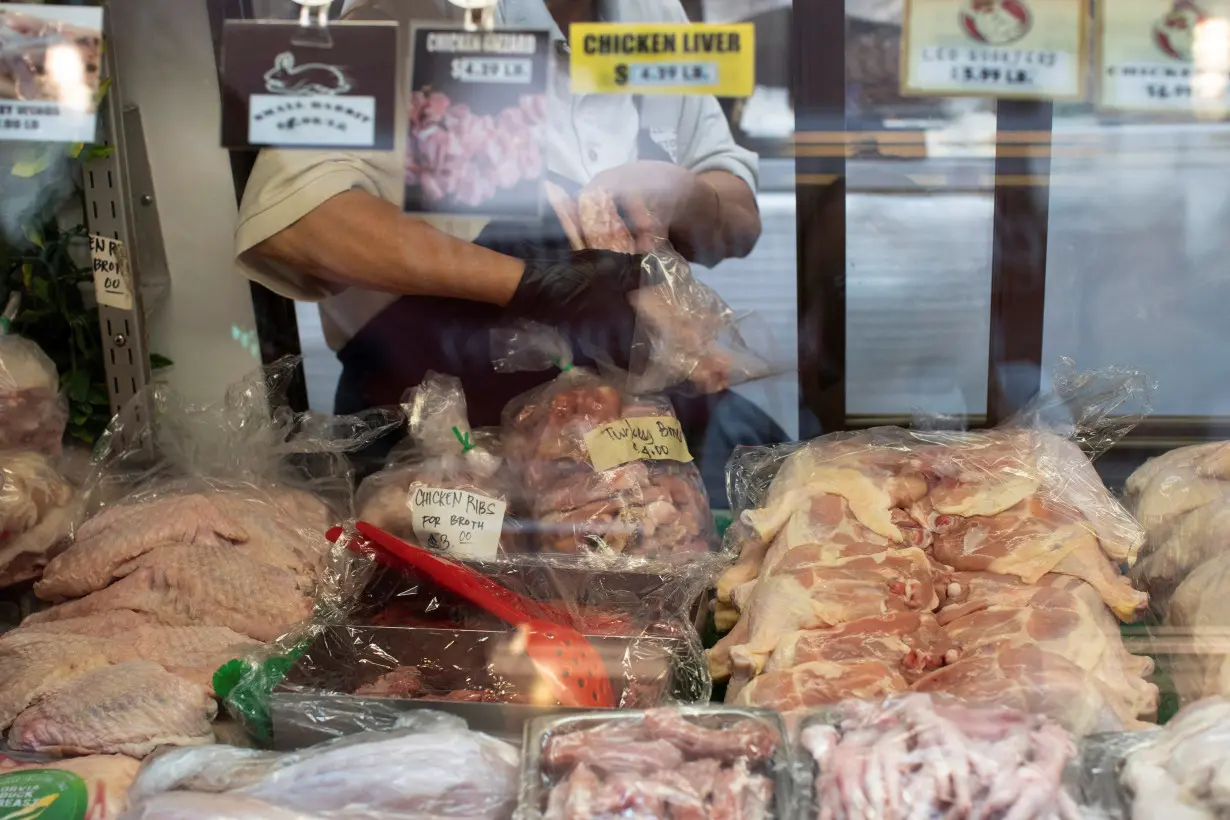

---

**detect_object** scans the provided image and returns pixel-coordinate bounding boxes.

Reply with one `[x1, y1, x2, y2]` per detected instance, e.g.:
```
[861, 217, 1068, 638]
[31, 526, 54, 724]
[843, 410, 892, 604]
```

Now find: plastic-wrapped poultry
[356, 372, 515, 559]
[495, 324, 717, 562]
[121, 712, 519, 820]
[0, 334, 67, 455]
[0, 451, 76, 588]
[800, 693, 1083, 820]
[1120, 697, 1230, 820]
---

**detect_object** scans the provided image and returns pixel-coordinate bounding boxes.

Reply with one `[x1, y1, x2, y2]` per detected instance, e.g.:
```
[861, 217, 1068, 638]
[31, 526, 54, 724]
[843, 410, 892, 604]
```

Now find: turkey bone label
[410, 486, 507, 560]
[901, 0, 1087, 100]
[585, 416, 694, 472]
[219, 20, 398, 149]
[1097, 0, 1230, 114]
[0, 4, 103, 143]
[569, 23, 755, 96]
[0, 770, 89, 820]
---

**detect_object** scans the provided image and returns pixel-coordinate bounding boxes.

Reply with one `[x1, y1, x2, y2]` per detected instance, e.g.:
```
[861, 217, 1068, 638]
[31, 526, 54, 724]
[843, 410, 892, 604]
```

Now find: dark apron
[335, 111, 719, 465]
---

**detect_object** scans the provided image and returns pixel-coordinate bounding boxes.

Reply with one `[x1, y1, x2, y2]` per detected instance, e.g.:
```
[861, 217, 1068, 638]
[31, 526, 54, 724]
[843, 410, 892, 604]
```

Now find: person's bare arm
[246, 189, 525, 306]
[672, 170, 762, 267]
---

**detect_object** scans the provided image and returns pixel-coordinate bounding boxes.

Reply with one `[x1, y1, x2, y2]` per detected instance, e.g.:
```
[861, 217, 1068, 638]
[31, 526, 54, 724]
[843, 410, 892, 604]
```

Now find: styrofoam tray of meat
[796, 694, 1086, 820]
[518, 706, 791, 819]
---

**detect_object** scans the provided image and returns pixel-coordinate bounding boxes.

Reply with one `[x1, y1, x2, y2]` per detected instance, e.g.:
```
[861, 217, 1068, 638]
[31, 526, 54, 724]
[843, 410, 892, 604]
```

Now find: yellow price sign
[569, 23, 755, 97]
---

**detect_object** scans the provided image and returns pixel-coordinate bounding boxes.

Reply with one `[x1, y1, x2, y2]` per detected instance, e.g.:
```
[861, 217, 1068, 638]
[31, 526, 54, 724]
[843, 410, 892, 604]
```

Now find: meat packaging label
[0, 768, 89, 819]
[0, 4, 103, 143]
[569, 22, 756, 97]
[405, 26, 551, 218]
[584, 416, 694, 472]
[219, 20, 398, 149]
[900, 0, 1087, 100]
[410, 486, 507, 560]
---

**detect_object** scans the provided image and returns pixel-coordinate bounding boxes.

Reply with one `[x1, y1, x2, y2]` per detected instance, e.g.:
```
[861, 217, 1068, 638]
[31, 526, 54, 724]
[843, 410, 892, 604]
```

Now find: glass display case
[2, 0, 1229, 816]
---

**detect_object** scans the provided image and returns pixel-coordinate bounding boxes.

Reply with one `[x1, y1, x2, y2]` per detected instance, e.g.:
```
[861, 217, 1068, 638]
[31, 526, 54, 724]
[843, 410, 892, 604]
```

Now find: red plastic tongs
[326, 522, 616, 709]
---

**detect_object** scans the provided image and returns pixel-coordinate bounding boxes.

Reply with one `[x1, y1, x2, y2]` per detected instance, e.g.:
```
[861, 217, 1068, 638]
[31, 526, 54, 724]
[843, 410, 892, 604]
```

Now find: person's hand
[505, 250, 645, 367]
[580, 161, 716, 253]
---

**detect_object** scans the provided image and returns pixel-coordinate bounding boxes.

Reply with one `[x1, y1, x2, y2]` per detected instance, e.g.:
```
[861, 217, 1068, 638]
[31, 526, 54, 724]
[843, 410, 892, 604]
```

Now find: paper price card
[1098, 0, 1230, 115]
[585, 416, 694, 472]
[901, 0, 1087, 100]
[90, 235, 132, 311]
[569, 23, 755, 97]
[0, 4, 103, 143]
[220, 21, 397, 150]
[411, 486, 507, 560]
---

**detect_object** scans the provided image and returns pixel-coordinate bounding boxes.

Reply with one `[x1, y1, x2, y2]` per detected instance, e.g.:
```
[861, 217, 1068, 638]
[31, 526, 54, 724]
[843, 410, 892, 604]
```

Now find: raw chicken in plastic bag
[0, 359, 398, 755]
[799, 693, 1083, 820]
[0, 332, 67, 455]
[708, 364, 1156, 734]
[121, 710, 519, 820]
[519, 706, 790, 820]
[356, 372, 517, 559]
[494, 322, 717, 563]
[0, 450, 77, 588]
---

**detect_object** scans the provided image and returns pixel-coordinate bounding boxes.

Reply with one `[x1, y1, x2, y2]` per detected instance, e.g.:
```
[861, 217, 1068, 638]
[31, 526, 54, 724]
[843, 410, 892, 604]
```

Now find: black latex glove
[506, 250, 645, 368]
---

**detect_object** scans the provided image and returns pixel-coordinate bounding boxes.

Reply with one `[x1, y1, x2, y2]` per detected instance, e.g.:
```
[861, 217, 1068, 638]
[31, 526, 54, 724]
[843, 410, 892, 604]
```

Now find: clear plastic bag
[518, 706, 791, 820]
[494, 323, 719, 564]
[0, 333, 67, 455]
[122, 711, 520, 820]
[355, 372, 516, 559]
[0, 450, 76, 588]
[1118, 697, 1230, 820]
[798, 693, 1083, 820]
[710, 366, 1155, 732]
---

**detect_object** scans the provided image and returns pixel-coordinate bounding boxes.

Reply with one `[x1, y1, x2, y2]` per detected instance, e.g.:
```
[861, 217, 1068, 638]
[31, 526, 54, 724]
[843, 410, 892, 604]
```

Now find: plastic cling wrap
[356, 372, 516, 559]
[121, 711, 520, 820]
[710, 367, 1156, 735]
[0, 333, 67, 455]
[495, 323, 718, 563]
[519, 706, 791, 820]
[0, 450, 76, 588]
[1118, 697, 1230, 819]
[798, 694, 1083, 820]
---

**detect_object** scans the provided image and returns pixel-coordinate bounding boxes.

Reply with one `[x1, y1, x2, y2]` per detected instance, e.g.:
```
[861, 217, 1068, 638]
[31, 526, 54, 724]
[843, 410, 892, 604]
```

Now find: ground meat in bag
[0, 335, 67, 455]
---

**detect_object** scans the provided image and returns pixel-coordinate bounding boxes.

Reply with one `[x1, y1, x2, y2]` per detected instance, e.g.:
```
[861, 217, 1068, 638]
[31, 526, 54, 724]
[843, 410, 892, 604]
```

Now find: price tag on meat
[1097, 0, 1230, 114]
[407, 27, 551, 218]
[0, 4, 104, 143]
[570, 23, 755, 96]
[89, 235, 133, 311]
[219, 20, 398, 150]
[585, 416, 694, 472]
[901, 0, 1086, 99]
[410, 487, 506, 560]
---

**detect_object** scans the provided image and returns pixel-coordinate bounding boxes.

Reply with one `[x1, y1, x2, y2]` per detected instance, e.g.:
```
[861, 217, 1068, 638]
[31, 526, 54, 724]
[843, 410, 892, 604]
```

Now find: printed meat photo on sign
[406, 28, 551, 217]
[0, 4, 103, 142]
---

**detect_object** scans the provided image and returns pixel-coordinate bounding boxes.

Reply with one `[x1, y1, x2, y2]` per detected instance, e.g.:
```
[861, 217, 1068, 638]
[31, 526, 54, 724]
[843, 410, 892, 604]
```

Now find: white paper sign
[89, 234, 133, 311]
[248, 94, 376, 147]
[410, 486, 506, 560]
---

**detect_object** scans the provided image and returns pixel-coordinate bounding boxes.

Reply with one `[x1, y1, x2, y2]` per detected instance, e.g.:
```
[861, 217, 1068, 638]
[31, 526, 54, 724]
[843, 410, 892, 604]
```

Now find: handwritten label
[901, 0, 1086, 100]
[248, 94, 376, 147]
[410, 486, 506, 560]
[584, 416, 694, 472]
[570, 23, 755, 96]
[1098, 0, 1230, 114]
[89, 234, 132, 311]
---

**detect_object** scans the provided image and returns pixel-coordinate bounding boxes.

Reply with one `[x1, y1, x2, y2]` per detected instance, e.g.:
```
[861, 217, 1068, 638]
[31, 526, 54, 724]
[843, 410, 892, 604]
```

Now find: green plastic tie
[550, 357, 573, 372]
[0, 317, 9, 336]
[452, 426, 475, 453]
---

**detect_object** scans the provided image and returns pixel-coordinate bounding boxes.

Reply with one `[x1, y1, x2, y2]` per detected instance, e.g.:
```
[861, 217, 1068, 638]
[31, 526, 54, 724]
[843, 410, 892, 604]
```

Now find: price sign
[570, 23, 755, 96]
[901, 0, 1087, 100]
[451, 57, 533, 82]
[410, 486, 507, 560]
[584, 416, 694, 472]
[1098, 0, 1230, 115]
[89, 235, 133, 311]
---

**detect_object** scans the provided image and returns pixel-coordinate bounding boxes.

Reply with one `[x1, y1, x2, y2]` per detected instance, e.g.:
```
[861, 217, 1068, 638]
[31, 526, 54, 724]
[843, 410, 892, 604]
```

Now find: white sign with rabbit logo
[249, 51, 376, 146]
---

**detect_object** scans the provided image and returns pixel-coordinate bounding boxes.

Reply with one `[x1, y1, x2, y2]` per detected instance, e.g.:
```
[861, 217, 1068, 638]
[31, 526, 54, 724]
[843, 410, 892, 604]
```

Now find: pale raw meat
[0, 451, 73, 534]
[0, 752, 140, 820]
[1126, 442, 1230, 502]
[931, 496, 1146, 621]
[733, 659, 908, 711]
[0, 631, 128, 730]
[16, 611, 259, 690]
[1166, 551, 1230, 702]
[724, 546, 938, 677]
[0, 335, 67, 454]
[26, 545, 313, 641]
[577, 188, 636, 253]
[1133, 499, 1230, 612]
[119, 793, 319, 819]
[8, 661, 216, 756]
[127, 745, 280, 800]
[911, 644, 1130, 736]
[0, 501, 74, 587]
[1121, 697, 1230, 820]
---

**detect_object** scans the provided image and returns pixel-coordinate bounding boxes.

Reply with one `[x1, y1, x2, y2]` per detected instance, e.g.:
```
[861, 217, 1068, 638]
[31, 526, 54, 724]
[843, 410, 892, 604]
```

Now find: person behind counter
[235, 0, 765, 468]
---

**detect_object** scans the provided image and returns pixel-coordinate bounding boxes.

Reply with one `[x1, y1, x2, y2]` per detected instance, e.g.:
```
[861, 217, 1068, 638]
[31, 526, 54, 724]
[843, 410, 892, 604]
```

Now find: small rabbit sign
[220, 20, 397, 149]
